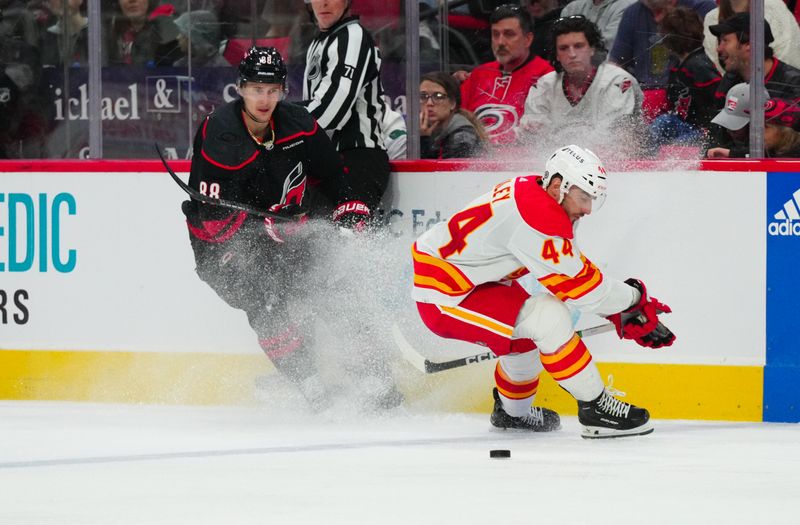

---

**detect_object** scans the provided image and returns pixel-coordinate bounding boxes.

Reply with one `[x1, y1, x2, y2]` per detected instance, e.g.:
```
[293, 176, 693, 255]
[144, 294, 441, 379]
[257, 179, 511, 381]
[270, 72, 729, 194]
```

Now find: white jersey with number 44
[411, 176, 634, 316]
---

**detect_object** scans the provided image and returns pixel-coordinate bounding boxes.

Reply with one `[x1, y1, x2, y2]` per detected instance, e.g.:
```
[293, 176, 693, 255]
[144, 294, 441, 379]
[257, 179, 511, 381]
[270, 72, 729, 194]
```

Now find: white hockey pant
[507, 294, 604, 403]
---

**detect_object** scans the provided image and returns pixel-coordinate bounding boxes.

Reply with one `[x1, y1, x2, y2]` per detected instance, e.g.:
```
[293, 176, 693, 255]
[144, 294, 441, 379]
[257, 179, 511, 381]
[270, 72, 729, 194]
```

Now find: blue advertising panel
[764, 171, 800, 422]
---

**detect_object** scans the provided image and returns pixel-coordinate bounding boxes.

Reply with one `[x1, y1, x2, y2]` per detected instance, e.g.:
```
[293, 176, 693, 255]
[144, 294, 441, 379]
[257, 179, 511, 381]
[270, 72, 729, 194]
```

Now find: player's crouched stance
[411, 145, 675, 438]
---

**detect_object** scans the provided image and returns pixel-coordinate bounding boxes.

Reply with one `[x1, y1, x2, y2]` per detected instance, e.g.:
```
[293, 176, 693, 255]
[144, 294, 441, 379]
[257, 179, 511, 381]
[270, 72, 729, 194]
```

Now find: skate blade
[580, 422, 654, 439]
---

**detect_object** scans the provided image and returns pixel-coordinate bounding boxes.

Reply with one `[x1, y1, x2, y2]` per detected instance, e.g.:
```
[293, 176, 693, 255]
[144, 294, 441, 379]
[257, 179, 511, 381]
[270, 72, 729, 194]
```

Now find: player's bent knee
[514, 295, 574, 352]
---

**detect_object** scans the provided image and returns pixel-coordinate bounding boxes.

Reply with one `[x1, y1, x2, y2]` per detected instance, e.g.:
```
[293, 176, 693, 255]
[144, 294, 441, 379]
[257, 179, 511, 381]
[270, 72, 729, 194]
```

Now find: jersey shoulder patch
[201, 101, 259, 170]
[513, 177, 573, 239]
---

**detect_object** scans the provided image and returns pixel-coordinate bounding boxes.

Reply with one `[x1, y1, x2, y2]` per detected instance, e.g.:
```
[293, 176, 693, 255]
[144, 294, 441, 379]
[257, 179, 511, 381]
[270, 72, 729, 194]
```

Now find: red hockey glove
[607, 278, 676, 349]
[263, 204, 309, 243]
[332, 200, 371, 234]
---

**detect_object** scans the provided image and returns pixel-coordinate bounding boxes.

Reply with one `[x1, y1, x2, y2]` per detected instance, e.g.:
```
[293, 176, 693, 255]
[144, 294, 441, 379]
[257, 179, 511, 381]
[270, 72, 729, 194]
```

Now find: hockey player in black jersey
[182, 46, 382, 407]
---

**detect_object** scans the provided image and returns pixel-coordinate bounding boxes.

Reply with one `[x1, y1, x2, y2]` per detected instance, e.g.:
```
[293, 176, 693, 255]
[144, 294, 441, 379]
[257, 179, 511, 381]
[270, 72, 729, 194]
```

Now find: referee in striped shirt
[301, 0, 391, 226]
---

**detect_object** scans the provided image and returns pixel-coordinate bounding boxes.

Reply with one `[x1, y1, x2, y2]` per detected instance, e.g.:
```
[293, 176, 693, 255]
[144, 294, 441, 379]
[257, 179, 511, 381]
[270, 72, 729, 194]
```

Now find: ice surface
[1, 401, 798, 524]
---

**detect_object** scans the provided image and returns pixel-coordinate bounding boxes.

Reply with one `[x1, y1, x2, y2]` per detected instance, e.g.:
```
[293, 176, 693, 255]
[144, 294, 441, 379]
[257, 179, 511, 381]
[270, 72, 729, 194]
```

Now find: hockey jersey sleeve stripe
[201, 148, 259, 171]
[412, 244, 474, 296]
[538, 255, 603, 301]
[495, 363, 540, 399]
[439, 305, 514, 337]
[540, 333, 593, 380]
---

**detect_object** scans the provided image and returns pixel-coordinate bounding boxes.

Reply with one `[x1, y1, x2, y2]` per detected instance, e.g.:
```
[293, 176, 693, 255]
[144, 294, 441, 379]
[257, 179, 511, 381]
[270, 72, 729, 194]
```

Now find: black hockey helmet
[238, 46, 287, 87]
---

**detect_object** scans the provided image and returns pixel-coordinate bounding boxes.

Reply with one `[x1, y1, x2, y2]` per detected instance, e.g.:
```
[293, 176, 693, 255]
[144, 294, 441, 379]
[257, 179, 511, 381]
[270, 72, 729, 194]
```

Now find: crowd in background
[1, 0, 799, 159]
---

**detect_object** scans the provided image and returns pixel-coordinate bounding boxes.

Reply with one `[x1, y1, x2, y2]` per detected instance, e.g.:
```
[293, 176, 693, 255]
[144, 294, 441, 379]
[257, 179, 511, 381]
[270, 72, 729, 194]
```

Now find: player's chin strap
[393, 322, 617, 374]
[155, 142, 295, 222]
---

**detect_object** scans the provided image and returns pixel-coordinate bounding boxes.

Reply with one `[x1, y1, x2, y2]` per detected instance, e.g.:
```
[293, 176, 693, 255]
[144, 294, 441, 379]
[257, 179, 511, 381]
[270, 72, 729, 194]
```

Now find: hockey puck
[489, 449, 511, 459]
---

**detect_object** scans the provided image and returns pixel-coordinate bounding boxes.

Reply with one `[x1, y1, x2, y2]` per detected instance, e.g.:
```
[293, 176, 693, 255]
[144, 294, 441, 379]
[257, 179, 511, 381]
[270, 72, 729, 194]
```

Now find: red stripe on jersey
[275, 120, 319, 144]
[201, 147, 259, 170]
[538, 255, 603, 301]
[412, 243, 475, 296]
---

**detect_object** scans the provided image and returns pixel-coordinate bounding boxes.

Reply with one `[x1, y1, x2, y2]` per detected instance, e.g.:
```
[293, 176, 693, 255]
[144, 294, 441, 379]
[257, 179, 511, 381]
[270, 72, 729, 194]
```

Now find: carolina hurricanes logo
[475, 104, 519, 144]
[279, 162, 306, 205]
[619, 79, 632, 93]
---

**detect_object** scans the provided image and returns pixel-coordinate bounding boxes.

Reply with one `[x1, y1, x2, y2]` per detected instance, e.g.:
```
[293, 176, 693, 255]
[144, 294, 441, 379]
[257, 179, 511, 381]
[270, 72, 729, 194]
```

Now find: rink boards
[0, 160, 797, 422]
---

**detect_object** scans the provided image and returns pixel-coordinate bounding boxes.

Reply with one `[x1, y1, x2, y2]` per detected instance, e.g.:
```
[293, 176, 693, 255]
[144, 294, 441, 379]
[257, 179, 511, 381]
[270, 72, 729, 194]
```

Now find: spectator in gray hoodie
[419, 71, 488, 159]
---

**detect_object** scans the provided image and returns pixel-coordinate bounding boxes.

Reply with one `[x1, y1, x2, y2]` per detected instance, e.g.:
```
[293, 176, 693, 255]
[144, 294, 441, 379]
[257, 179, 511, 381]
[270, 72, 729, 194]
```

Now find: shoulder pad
[273, 103, 320, 144]
[513, 177, 573, 239]
[200, 102, 259, 170]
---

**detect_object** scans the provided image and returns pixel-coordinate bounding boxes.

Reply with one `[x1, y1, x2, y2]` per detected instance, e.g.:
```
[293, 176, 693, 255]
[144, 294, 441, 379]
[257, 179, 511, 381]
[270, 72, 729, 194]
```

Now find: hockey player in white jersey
[412, 145, 675, 438]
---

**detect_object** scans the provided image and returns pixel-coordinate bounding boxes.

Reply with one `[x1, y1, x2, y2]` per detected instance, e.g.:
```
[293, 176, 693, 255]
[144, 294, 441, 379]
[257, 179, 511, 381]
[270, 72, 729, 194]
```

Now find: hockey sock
[540, 333, 603, 402]
[495, 352, 543, 417]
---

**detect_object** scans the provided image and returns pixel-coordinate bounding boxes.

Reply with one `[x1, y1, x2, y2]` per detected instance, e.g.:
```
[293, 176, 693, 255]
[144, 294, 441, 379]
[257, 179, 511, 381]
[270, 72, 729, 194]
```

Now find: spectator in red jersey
[645, 6, 721, 155]
[456, 4, 554, 146]
[420, 71, 488, 159]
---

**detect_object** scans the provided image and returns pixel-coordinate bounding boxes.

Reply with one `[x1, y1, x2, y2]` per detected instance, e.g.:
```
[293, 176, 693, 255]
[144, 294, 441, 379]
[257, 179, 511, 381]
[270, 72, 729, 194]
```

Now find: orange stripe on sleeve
[412, 243, 475, 296]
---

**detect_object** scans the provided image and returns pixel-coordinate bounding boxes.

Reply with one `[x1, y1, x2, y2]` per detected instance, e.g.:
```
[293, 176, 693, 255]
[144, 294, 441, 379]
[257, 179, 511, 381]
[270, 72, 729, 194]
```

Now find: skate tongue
[605, 374, 626, 398]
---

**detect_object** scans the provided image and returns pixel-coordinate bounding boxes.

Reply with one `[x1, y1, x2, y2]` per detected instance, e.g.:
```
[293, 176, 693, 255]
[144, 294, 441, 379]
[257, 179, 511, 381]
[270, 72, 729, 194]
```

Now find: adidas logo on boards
[769, 188, 800, 236]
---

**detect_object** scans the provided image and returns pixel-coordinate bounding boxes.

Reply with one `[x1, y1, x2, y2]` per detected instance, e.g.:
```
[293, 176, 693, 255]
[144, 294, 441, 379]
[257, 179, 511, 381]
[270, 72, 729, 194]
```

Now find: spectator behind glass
[609, 0, 715, 120]
[301, 0, 390, 221]
[420, 71, 488, 159]
[526, 0, 563, 61]
[104, 0, 181, 66]
[557, 0, 636, 55]
[173, 10, 229, 67]
[710, 14, 800, 110]
[39, 0, 89, 67]
[457, 4, 554, 146]
[645, 6, 721, 155]
[707, 83, 800, 158]
[520, 15, 643, 154]
[702, 0, 800, 72]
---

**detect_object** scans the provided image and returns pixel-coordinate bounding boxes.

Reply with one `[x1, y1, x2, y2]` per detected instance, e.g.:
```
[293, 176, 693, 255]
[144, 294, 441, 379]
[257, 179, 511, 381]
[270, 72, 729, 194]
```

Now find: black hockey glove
[332, 200, 371, 234]
[262, 203, 309, 243]
[607, 278, 675, 349]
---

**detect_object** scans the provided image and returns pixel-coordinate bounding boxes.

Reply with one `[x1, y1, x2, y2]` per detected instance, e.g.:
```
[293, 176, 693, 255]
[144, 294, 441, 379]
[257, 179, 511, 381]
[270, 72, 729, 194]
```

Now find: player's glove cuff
[332, 200, 371, 233]
[607, 278, 675, 348]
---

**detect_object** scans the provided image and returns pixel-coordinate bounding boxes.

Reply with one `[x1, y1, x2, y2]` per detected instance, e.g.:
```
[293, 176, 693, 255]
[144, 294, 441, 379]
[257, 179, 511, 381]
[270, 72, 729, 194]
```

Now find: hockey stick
[155, 143, 293, 221]
[393, 322, 617, 374]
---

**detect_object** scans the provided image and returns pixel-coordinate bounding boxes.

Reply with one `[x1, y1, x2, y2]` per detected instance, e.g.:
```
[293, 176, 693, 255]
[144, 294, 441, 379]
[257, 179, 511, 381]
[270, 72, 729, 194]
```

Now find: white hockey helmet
[542, 145, 608, 208]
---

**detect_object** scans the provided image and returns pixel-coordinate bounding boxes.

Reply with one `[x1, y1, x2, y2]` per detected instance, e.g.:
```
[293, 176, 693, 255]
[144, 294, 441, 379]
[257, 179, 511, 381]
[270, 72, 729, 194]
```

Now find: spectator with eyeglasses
[520, 15, 643, 154]
[457, 4, 554, 146]
[420, 71, 488, 159]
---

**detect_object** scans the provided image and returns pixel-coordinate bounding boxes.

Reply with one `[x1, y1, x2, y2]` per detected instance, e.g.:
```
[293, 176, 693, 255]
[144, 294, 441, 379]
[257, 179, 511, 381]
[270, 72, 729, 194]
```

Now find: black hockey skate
[490, 388, 561, 432]
[578, 388, 653, 439]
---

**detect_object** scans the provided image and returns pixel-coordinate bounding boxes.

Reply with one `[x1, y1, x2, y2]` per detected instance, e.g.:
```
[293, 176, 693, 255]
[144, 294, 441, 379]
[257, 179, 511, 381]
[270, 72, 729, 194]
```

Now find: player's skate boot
[490, 388, 561, 432]
[578, 387, 653, 439]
